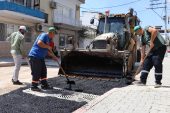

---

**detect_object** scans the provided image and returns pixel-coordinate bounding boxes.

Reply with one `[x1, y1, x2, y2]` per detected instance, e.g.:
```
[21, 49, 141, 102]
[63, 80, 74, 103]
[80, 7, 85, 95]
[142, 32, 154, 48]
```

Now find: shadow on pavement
[161, 85, 170, 88]
[142, 85, 170, 88]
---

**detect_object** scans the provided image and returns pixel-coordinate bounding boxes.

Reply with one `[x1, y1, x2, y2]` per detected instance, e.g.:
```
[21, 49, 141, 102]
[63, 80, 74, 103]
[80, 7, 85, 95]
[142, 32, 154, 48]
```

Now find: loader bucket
[58, 51, 124, 79]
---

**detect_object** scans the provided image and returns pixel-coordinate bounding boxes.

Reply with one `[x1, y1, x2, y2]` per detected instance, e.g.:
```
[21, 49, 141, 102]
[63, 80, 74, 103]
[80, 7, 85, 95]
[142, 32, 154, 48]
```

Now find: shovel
[49, 49, 76, 88]
[50, 49, 83, 92]
[55, 59, 76, 89]
[134, 49, 151, 76]
[56, 58, 84, 92]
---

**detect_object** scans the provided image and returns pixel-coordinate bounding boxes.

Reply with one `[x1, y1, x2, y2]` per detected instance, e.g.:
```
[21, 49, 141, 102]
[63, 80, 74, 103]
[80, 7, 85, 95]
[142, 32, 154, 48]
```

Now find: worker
[7, 26, 27, 85]
[28, 27, 58, 91]
[134, 25, 167, 88]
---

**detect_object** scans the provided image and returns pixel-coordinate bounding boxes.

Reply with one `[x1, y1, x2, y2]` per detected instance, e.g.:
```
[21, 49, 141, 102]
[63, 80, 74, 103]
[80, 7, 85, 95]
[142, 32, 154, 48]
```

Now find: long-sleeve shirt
[6, 31, 26, 56]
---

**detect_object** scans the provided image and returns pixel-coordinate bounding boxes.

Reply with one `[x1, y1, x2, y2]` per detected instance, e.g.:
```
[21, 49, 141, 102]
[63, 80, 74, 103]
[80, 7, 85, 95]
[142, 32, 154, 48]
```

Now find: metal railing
[0, 1, 44, 19]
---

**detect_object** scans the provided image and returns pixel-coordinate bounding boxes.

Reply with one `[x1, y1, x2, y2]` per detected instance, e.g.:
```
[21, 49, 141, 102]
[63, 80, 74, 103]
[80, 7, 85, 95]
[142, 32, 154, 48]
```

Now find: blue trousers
[140, 45, 167, 84]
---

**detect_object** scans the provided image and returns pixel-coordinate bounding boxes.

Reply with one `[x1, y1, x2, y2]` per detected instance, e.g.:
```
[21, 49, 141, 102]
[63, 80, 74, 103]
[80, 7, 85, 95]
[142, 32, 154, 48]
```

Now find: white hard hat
[19, 26, 27, 31]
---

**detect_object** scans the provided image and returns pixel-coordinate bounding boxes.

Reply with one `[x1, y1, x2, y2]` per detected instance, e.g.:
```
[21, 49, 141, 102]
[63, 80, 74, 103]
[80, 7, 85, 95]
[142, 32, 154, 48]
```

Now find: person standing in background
[7, 26, 27, 85]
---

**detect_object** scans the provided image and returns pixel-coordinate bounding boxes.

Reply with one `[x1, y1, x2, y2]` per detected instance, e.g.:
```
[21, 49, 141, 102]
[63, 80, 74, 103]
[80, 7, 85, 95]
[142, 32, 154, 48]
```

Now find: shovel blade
[134, 65, 143, 76]
[67, 80, 75, 85]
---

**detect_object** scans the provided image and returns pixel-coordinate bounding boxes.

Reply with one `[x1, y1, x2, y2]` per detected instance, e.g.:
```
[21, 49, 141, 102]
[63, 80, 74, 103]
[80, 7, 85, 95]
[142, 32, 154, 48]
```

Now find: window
[0, 23, 7, 41]
[54, 5, 63, 22]
[0, 24, 19, 41]
[92, 40, 107, 49]
[0, 23, 34, 42]
[24, 26, 31, 42]
[9, 0, 34, 8]
[44, 13, 48, 23]
[34, 0, 40, 9]
[26, 0, 32, 8]
[59, 34, 66, 47]
[13, 0, 25, 5]
[63, 7, 69, 18]
[69, 9, 74, 19]
[56, 5, 63, 16]
[59, 34, 74, 48]
[7, 24, 19, 37]
[67, 36, 74, 44]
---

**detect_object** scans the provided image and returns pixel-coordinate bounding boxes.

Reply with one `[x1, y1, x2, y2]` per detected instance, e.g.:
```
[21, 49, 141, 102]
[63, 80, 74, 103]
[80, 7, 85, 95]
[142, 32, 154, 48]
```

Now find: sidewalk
[0, 57, 14, 67]
[74, 56, 170, 113]
[0, 57, 59, 67]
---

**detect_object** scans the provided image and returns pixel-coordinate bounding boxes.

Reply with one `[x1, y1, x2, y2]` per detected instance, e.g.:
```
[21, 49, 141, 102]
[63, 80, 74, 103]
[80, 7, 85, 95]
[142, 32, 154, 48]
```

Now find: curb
[0, 61, 29, 67]
[73, 87, 119, 113]
[0, 61, 58, 67]
[0, 62, 14, 67]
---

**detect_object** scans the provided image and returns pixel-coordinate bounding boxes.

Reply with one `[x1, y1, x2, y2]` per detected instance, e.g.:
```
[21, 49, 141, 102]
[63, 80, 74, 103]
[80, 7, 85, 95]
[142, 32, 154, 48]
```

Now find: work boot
[133, 80, 146, 86]
[12, 79, 23, 85]
[154, 83, 162, 88]
[31, 82, 41, 91]
[41, 84, 53, 90]
[31, 86, 41, 91]
[40, 79, 53, 90]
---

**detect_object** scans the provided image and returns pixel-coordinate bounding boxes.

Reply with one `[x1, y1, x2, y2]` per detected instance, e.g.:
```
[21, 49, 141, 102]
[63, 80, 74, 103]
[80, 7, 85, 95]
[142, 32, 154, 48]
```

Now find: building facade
[52, 0, 85, 49]
[0, 0, 48, 56]
[0, 0, 85, 56]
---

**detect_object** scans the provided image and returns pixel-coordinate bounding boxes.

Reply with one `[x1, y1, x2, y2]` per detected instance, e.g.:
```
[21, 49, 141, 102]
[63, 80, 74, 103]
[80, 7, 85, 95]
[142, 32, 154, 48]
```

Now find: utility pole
[164, 0, 168, 41]
[149, 0, 169, 42]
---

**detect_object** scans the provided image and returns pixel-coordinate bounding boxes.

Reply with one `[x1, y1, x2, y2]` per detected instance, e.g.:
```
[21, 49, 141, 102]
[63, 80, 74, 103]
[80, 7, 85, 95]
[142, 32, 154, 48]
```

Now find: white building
[80, 11, 99, 29]
[78, 11, 99, 48]
[52, 0, 85, 49]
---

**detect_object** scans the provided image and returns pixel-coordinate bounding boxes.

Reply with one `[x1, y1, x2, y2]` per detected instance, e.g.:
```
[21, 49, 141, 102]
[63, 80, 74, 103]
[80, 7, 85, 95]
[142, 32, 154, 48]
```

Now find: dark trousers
[140, 45, 167, 84]
[29, 57, 47, 87]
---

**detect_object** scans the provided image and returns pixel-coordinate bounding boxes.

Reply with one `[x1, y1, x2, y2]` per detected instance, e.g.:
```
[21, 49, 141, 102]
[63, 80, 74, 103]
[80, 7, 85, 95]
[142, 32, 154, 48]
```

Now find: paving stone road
[74, 57, 170, 113]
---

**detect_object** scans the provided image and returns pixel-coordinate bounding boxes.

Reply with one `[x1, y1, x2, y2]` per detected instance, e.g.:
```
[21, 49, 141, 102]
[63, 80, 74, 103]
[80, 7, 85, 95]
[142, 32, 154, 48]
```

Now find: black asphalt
[0, 76, 127, 113]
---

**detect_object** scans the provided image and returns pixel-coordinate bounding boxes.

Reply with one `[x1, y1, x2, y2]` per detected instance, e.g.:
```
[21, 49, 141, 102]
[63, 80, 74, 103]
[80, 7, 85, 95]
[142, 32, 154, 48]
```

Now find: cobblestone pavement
[74, 57, 170, 113]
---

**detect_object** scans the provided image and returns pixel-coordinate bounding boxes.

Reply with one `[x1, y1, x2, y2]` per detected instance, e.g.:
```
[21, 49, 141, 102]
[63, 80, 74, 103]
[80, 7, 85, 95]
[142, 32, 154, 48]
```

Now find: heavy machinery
[58, 9, 140, 83]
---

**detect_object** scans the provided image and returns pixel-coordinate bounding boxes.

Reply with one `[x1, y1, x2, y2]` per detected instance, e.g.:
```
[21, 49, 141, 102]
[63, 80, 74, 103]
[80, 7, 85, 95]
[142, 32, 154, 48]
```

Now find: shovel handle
[134, 48, 152, 76]
[49, 49, 70, 81]
[55, 59, 70, 81]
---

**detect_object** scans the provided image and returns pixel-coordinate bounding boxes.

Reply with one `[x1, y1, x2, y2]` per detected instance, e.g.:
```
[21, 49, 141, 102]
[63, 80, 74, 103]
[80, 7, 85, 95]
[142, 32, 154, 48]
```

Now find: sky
[81, 0, 170, 29]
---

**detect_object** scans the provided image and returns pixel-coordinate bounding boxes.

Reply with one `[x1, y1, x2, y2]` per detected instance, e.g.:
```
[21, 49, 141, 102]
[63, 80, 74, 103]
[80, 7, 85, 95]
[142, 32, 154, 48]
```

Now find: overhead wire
[80, 0, 143, 10]
[80, 0, 169, 18]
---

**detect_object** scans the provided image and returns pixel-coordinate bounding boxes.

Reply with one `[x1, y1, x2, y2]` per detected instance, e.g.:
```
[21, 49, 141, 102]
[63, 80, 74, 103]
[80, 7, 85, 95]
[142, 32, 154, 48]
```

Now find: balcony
[54, 15, 82, 28]
[0, 1, 45, 23]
